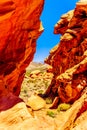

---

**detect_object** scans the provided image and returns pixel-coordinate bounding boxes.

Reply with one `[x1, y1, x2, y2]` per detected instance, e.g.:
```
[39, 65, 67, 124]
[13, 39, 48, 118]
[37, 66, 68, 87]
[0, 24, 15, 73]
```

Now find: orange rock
[0, 0, 44, 111]
[44, 1, 87, 107]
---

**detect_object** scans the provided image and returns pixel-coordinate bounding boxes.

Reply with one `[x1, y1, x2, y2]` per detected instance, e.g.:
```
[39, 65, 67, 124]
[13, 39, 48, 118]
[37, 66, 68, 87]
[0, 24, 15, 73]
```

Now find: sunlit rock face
[0, 0, 44, 111]
[45, 1, 87, 106]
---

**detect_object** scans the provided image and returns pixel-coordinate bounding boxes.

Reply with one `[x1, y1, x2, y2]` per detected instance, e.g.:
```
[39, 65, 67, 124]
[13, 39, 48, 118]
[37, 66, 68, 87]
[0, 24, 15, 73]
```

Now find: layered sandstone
[0, 87, 87, 130]
[45, 1, 87, 107]
[0, 0, 44, 111]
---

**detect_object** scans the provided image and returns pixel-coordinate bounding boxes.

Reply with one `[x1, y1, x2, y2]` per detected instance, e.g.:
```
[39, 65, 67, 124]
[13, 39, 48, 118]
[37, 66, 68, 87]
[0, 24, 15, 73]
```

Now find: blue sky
[33, 0, 78, 62]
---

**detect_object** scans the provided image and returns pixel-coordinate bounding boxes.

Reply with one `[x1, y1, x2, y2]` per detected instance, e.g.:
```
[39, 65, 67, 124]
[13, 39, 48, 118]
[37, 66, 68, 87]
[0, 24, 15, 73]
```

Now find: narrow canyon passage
[0, 0, 87, 130]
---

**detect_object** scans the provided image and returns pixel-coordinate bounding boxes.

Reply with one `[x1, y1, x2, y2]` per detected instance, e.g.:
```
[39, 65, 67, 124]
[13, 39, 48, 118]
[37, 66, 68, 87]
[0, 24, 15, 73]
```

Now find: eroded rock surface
[0, 91, 87, 130]
[0, 0, 44, 111]
[45, 1, 87, 107]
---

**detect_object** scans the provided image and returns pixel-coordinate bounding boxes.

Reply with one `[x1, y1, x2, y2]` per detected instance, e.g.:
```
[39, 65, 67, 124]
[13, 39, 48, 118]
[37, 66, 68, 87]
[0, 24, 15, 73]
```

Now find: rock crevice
[45, 0, 87, 107]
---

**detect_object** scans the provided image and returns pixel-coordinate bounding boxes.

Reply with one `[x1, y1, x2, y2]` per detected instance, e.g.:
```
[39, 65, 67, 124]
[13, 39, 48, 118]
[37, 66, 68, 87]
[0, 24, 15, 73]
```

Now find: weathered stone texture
[45, 1, 87, 107]
[0, 0, 44, 111]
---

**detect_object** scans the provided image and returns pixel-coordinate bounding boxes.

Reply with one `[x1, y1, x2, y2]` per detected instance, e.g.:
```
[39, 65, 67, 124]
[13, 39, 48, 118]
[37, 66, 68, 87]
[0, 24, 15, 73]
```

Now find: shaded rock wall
[45, 1, 87, 106]
[0, 0, 44, 111]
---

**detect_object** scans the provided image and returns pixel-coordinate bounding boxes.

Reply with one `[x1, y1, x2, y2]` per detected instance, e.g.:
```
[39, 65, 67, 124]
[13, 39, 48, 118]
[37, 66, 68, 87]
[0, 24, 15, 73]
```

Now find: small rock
[27, 94, 46, 110]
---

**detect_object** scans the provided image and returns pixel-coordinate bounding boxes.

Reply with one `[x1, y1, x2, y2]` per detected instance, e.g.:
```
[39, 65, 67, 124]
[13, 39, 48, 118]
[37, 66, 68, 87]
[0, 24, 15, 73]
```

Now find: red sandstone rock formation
[44, 1, 87, 108]
[0, 0, 44, 111]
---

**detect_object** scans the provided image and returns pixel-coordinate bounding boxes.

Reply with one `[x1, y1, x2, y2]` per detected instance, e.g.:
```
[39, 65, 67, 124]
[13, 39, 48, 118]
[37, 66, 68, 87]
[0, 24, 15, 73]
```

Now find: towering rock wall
[45, 1, 87, 107]
[0, 0, 44, 111]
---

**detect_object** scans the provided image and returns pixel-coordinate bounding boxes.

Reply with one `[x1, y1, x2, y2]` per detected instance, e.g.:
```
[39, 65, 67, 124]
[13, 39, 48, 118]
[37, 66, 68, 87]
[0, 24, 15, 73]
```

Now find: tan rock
[27, 94, 46, 110]
[54, 10, 74, 35]
[0, 102, 32, 129]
